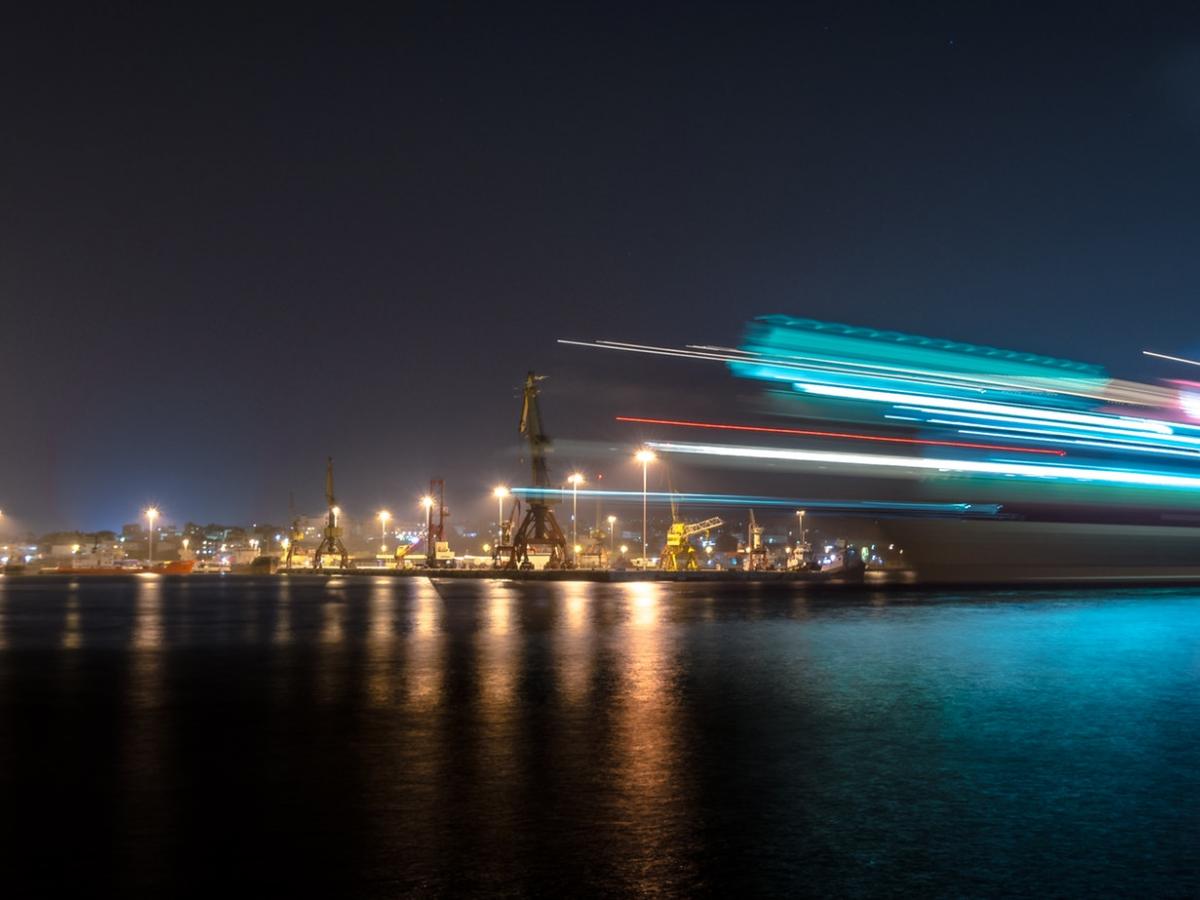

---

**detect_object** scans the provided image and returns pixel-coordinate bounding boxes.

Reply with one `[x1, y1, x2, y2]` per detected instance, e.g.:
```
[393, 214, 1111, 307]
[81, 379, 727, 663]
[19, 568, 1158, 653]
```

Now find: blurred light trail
[508, 487, 1002, 517]
[953, 429, 1200, 460]
[560, 334, 1177, 408]
[615, 415, 1066, 456]
[647, 441, 1200, 490]
[1144, 350, 1200, 367]
[560, 338, 1109, 401]
[800, 384, 1176, 434]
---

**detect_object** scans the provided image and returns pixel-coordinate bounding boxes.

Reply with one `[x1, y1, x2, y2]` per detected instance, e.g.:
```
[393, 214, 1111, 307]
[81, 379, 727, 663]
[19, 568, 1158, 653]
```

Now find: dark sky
[6, 2, 1200, 531]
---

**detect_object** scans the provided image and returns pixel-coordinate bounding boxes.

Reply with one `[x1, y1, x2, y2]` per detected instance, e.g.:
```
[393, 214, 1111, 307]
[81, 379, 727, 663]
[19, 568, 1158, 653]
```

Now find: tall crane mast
[507, 372, 568, 569]
[312, 456, 348, 570]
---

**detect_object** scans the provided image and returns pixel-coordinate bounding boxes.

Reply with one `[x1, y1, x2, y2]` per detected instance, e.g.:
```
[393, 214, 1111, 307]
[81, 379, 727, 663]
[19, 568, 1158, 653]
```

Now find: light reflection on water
[0, 576, 1197, 896]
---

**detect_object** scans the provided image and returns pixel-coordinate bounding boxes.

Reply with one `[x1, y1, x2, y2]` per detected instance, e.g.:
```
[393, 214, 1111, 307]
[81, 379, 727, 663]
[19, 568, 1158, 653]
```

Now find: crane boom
[681, 516, 723, 539]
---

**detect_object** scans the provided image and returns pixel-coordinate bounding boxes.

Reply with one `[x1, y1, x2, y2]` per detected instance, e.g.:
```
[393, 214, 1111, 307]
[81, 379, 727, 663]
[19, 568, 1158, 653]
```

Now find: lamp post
[493, 486, 509, 545]
[568, 473, 583, 563]
[796, 509, 806, 566]
[607, 514, 616, 558]
[635, 449, 655, 567]
[144, 507, 159, 565]
[378, 510, 391, 554]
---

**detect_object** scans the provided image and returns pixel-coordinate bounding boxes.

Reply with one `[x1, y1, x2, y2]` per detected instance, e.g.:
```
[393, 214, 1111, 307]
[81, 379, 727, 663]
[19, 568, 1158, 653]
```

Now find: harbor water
[0, 575, 1197, 896]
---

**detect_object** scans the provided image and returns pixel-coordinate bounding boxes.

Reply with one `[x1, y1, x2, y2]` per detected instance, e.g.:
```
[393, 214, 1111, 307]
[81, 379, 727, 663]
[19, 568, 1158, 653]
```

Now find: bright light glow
[617, 415, 1066, 456]
[493, 486, 509, 499]
[568, 473, 584, 485]
[607, 515, 616, 524]
[331, 505, 341, 517]
[574, 544, 582, 553]
[649, 439, 1200, 491]
[420, 496, 434, 509]
[1182, 392, 1200, 420]
[619, 544, 629, 554]
[378, 510, 391, 523]
[635, 449, 656, 463]
[144, 507, 159, 522]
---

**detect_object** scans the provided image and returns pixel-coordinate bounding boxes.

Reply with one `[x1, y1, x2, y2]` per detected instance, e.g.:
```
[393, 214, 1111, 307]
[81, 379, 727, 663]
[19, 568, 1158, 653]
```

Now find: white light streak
[1144, 350, 1200, 367]
[647, 440, 1200, 491]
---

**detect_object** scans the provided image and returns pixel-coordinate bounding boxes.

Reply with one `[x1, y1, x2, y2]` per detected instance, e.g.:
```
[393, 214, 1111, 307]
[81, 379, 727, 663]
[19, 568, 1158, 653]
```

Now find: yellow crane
[660, 515, 723, 570]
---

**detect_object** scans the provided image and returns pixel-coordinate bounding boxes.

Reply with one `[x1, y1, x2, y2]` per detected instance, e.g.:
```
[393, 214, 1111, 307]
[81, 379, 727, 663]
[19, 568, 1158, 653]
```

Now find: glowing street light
[634, 449, 655, 567]
[378, 509, 391, 554]
[607, 514, 616, 557]
[144, 507, 159, 565]
[493, 486, 509, 545]
[568, 473, 584, 563]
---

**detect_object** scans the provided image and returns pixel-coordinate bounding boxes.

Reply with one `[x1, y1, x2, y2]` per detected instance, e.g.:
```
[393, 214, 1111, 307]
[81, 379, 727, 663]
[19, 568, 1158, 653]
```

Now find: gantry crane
[492, 497, 520, 567]
[746, 509, 769, 571]
[660, 515, 723, 571]
[283, 516, 304, 570]
[424, 478, 453, 567]
[312, 456, 348, 570]
[507, 372, 568, 569]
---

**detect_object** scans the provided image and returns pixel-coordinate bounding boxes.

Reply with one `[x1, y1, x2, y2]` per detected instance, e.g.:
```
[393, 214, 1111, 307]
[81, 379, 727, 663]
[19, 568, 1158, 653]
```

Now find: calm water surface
[0, 575, 1197, 897]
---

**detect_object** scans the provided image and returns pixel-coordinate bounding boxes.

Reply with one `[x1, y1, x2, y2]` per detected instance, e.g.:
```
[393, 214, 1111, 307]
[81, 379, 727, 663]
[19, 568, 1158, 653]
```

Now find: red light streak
[615, 416, 1067, 456]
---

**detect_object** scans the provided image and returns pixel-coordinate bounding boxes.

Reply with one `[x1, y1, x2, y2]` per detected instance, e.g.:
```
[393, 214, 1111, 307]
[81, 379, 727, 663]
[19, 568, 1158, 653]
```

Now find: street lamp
[635, 449, 655, 567]
[144, 507, 159, 565]
[378, 510, 391, 554]
[796, 509, 806, 566]
[568, 473, 584, 562]
[607, 514, 616, 558]
[493, 486, 509, 545]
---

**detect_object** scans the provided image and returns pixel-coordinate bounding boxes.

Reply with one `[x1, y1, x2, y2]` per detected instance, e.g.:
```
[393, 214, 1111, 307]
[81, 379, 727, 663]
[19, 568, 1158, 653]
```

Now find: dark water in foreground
[0, 576, 1197, 897]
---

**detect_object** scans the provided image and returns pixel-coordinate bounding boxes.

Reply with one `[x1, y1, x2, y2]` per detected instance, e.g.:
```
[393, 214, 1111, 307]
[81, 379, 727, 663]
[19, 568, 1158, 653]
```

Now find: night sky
[6, 3, 1200, 531]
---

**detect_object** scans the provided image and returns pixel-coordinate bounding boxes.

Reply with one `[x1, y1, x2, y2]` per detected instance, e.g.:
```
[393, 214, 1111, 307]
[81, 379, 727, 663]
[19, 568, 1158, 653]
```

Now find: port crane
[506, 372, 568, 569]
[657, 473, 723, 571]
[660, 515, 723, 570]
[745, 509, 769, 571]
[424, 478, 453, 567]
[283, 517, 304, 570]
[492, 497, 520, 567]
[312, 457, 348, 570]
